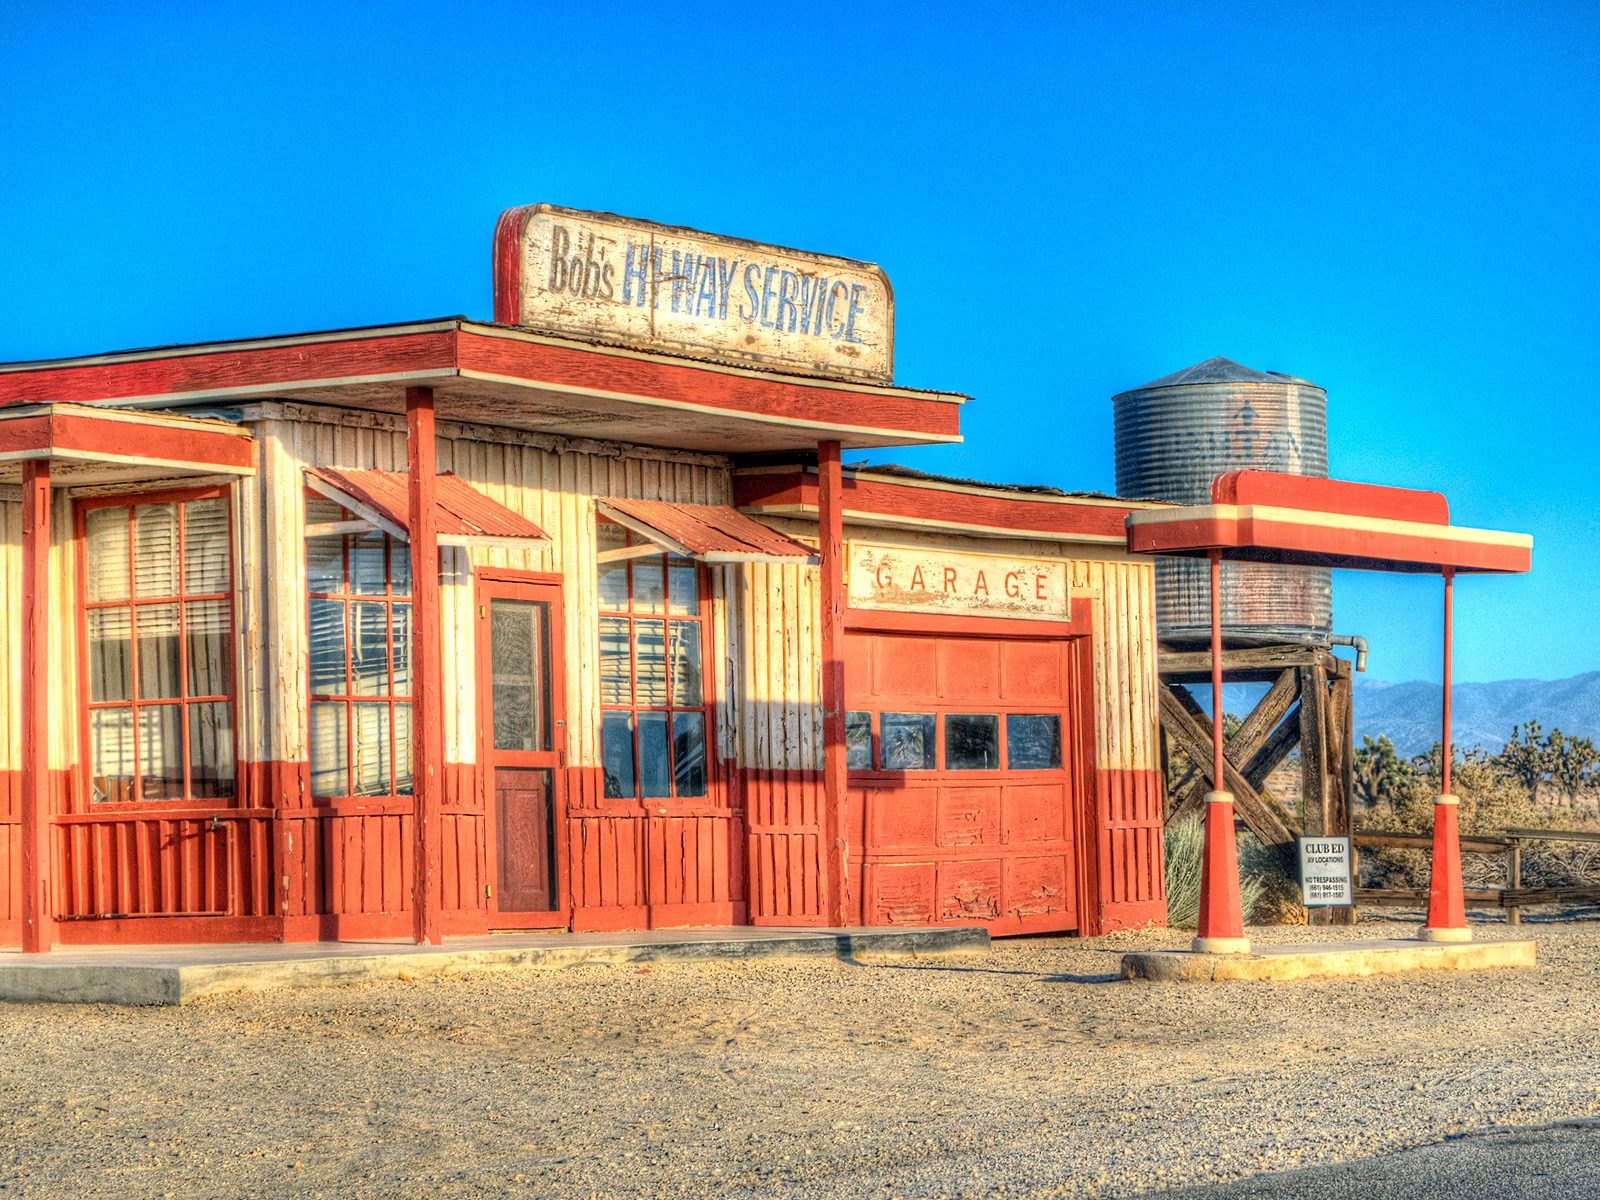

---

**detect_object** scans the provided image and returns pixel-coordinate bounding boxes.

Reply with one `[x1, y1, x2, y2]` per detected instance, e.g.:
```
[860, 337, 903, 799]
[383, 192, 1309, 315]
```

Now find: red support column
[20, 459, 55, 953]
[1193, 550, 1249, 954]
[817, 440, 849, 928]
[1422, 568, 1469, 941]
[407, 387, 445, 945]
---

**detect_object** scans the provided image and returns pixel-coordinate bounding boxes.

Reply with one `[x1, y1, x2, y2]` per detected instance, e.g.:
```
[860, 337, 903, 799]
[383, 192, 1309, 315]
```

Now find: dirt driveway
[2, 920, 1597, 1199]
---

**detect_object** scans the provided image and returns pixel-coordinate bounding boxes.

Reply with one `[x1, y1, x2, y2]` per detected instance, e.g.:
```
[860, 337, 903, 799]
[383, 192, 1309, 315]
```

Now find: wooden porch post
[20, 459, 55, 953]
[408, 387, 444, 945]
[817, 440, 849, 927]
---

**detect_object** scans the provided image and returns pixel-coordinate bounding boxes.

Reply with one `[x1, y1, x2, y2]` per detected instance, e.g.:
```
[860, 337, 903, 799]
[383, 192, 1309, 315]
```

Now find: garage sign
[493, 204, 894, 383]
[848, 544, 1070, 621]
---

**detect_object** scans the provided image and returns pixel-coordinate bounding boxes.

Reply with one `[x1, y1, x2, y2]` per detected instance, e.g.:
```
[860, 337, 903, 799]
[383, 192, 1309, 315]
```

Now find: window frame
[74, 484, 240, 811]
[595, 523, 718, 805]
[844, 709, 1068, 775]
[303, 489, 416, 803]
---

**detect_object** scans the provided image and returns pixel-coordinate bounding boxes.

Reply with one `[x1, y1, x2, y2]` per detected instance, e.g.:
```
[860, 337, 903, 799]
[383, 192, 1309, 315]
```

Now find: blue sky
[3, 3, 1595, 684]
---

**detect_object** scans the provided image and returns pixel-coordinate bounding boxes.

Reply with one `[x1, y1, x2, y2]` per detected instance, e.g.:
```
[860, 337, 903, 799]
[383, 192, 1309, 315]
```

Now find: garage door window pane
[846, 711, 873, 770]
[946, 714, 999, 770]
[881, 713, 935, 770]
[1007, 714, 1062, 770]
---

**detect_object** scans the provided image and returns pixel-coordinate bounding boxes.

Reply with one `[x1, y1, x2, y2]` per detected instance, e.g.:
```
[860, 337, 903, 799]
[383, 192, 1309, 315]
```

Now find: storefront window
[597, 523, 709, 800]
[81, 492, 236, 803]
[305, 495, 413, 799]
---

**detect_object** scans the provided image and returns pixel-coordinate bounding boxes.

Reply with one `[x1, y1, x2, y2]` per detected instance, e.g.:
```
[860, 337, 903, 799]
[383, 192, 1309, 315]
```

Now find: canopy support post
[1422, 567, 1469, 942]
[408, 386, 444, 946]
[1193, 549, 1249, 954]
[20, 459, 55, 953]
[818, 439, 849, 928]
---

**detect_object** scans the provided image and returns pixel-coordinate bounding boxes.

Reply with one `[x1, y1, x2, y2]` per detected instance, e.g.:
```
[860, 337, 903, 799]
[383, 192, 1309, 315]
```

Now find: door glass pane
[389, 536, 412, 597]
[602, 711, 635, 798]
[351, 702, 391, 796]
[308, 599, 347, 694]
[491, 600, 548, 753]
[946, 714, 1000, 770]
[85, 508, 130, 602]
[667, 556, 698, 615]
[136, 604, 181, 700]
[673, 712, 706, 797]
[669, 621, 702, 706]
[351, 602, 390, 696]
[183, 499, 230, 594]
[393, 703, 413, 796]
[138, 705, 183, 801]
[90, 709, 135, 804]
[87, 608, 132, 702]
[188, 702, 235, 799]
[635, 619, 667, 705]
[133, 504, 179, 598]
[186, 599, 232, 697]
[599, 617, 632, 706]
[846, 711, 873, 770]
[633, 557, 666, 614]
[638, 711, 670, 797]
[350, 533, 387, 596]
[881, 713, 935, 770]
[1007, 714, 1062, 770]
[310, 702, 348, 798]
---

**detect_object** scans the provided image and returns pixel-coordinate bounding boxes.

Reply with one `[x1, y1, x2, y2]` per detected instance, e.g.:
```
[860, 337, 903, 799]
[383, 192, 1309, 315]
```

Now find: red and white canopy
[1125, 470, 1531, 575]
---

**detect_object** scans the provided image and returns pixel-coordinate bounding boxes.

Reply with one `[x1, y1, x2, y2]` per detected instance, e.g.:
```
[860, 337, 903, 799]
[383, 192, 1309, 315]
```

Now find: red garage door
[844, 628, 1085, 936]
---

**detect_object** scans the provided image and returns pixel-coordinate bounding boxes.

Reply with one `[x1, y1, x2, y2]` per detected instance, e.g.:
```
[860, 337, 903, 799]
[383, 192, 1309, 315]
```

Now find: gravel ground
[2, 916, 1598, 1199]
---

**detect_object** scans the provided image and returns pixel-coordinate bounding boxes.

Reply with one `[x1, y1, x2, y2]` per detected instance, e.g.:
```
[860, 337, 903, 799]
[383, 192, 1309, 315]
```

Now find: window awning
[306, 467, 550, 549]
[596, 498, 817, 564]
[1125, 470, 1532, 575]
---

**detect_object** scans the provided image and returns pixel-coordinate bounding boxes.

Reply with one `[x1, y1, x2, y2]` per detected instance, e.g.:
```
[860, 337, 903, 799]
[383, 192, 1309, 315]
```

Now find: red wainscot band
[0, 204, 1167, 950]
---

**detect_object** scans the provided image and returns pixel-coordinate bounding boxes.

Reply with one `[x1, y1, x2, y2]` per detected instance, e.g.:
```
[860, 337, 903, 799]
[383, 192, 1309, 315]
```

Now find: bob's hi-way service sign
[848, 544, 1071, 621]
[493, 205, 893, 383]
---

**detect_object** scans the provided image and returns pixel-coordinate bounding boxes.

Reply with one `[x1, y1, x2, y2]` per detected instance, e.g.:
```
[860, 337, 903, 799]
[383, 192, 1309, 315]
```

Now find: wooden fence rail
[1352, 827, 1600, 925]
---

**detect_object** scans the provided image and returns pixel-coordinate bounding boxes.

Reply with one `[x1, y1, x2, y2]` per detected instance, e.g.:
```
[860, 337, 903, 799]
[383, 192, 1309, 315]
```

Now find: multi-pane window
[844, 711, 1062, 772]
[305, 496, 413, 799]
[596, 523, 708, 800]
[81, 494, 236, 803]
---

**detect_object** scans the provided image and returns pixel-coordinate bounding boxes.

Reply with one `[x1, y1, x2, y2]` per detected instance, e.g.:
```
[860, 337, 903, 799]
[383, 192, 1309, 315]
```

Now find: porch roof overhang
[596, 498, 817, 564]
[1124, 470, 1532, 575]
[0, 319, 966, 456]
[306, 466, 550, 549]
[0, 403, 254, 487]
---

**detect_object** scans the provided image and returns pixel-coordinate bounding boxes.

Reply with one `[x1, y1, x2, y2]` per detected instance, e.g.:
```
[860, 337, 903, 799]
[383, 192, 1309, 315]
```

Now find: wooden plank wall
[0, 500, 18, 936]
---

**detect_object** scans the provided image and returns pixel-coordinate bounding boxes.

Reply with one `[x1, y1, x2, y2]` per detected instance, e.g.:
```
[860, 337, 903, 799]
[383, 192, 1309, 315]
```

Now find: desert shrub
[1164, 813, 1269, 929]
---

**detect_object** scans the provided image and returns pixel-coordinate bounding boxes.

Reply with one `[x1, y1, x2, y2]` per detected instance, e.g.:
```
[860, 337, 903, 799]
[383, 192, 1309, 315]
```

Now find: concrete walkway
[0, 925, 988, 1006]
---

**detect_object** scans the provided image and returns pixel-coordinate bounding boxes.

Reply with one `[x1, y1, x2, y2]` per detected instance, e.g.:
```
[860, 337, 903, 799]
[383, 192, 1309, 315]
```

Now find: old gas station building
[0, 206, 1166, 950]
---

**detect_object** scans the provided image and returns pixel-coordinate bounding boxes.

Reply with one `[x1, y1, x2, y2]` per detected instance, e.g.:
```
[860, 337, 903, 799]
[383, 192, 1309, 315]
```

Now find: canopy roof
[596, 498, 816, 564]
[1124, 470, 1531, 575]
[306, 467, 549, 549]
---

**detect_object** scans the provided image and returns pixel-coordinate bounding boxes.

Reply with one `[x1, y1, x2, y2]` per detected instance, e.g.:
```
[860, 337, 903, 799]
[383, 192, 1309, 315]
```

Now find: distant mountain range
[1217, 671, 1600, 759]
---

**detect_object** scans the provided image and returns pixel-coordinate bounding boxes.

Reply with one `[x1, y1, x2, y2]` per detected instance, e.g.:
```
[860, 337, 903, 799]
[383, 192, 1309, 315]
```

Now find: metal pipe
[1442, 569, 1454, 796]
[1330, 633, 1368, 673]
[1210, 549, 1225, 788]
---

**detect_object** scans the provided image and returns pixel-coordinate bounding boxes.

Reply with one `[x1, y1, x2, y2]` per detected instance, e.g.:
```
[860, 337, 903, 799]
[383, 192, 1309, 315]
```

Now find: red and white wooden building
[0, 206, 1167, 949]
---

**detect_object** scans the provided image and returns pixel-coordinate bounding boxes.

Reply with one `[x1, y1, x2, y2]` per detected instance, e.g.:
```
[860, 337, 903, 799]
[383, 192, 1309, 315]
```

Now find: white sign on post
[1298, 836, 1353, 907]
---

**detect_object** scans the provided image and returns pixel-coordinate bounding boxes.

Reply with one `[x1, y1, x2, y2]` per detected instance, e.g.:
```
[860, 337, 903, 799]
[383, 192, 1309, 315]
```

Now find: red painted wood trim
[818, 441, 848, 927]
[844, 601, 1091, 640]
[456, 329, 960, 442]
[0, 331, 459, 408]
[408, 387, 445, 945]
[19, 461, 54, 952]
[1213, 470, 1449, 524]
[493, 207, 536, 325]
[735, 468, 1136, 540]
[0, 411, 253, 472]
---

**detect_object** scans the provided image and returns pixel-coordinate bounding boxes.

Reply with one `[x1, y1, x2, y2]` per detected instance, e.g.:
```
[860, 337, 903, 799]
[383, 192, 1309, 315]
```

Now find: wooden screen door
[478, 576, 568, 928]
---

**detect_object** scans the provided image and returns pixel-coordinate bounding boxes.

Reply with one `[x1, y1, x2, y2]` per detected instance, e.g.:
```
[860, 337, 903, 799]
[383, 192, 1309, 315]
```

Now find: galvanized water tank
[1114, 357, 1332, 647]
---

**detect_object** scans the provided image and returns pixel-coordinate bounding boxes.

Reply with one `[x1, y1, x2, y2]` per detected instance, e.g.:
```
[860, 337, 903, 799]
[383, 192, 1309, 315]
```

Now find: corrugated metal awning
[1125, 470, 1531, 575]
[306, 467, 549, 549]
[596, 498, 816, 564]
